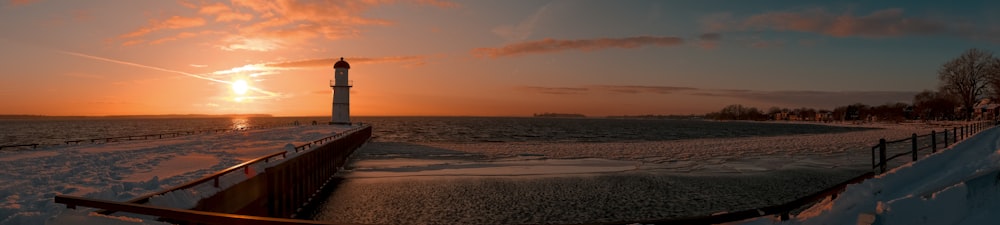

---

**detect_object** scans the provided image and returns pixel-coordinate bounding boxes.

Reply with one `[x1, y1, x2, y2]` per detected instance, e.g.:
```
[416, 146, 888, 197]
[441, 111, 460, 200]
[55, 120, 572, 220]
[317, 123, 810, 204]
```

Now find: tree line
[706, 48, 1000, 122]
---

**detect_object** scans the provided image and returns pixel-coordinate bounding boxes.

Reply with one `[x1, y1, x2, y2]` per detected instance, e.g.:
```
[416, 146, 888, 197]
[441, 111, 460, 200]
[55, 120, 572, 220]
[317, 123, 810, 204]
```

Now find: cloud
[58, 50, 280, 100]
[749, 39, 784, 49]
[743, 8, 952, 37]
[491, 2, 552, 41]
[592, 85, 699, 94]
[516, 86, 590, 95]
[517, 85, 697, 95]
[148, 31, 199, 45]
[473, 36, 685, 57]
[8, 0, 38, 6]
[117, 0, 456, 50]
[216, 0, 455, 51]
[696, 32, 721, 49]
[264, 56, 425, 68]
[210, 55, 425, 78]
[119, 16, 206, 39]
[710, 7, 999, 42]
[198, 2, 253, 22]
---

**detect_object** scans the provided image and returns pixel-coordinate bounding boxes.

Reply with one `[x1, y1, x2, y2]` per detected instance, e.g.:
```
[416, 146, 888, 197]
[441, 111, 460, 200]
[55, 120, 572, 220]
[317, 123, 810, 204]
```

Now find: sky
[1, 0, 999, 117]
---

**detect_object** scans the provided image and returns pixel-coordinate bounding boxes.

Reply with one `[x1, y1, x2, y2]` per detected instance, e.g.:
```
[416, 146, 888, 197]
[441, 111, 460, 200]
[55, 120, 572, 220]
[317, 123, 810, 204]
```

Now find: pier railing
[871, 120, 995, 174]
[55, 125, 372, 224]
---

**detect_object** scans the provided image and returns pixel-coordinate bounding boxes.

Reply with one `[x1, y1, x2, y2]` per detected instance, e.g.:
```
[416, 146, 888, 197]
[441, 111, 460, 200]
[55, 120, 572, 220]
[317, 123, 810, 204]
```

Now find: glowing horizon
[1, 1, 999, 117]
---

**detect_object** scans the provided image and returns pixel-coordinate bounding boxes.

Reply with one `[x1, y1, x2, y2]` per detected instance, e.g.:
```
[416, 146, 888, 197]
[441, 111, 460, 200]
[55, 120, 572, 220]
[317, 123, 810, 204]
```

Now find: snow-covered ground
[0, 125, 348, 225]
[416, 124, 940, 173]
[739, 125, 1000, 225]
[737, 125, 1000, 225]
[315, 123, 981, 224]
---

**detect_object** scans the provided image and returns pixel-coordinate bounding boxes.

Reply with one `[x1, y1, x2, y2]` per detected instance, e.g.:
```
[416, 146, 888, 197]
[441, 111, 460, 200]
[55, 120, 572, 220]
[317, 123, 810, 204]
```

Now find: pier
[55, 125, 372, 224]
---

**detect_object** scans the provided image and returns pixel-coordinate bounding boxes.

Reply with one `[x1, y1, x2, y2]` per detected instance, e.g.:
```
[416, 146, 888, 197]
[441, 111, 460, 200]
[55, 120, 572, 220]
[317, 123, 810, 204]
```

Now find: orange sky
[1, 1, 999, 116]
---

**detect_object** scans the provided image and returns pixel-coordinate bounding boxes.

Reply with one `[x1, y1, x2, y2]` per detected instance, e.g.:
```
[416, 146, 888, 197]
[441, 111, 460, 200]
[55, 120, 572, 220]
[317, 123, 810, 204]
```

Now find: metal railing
[871, 120, 996, 173]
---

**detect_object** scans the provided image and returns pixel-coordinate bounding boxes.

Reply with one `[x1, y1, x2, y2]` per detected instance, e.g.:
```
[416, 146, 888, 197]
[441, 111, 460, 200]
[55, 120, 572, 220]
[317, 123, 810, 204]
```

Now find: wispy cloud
[592, 85, 698, 94]
[198, 2, 253, 22]
[749, 39, 784, 49]
[8, 0, 38, 6]
[696, 32, 721, 49]
[708, 8, 999, 42]
[491, 2, 552, 42]
[118, 0, 456, 50]
[119, 16, 206, 39]
[473, 36, 685, 57]
[517, 85, 697, 95]
[209, 55, 425, 78]
[516, 86, 589, 95]
[265, 56, 424, 68]
[58, 50, 279, 99]
[743, 8, 949, 38]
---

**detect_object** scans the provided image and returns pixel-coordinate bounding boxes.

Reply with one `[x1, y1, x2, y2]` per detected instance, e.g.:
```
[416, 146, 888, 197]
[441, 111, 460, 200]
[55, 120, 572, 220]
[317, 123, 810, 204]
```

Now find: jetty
[54, 124, 372, 224]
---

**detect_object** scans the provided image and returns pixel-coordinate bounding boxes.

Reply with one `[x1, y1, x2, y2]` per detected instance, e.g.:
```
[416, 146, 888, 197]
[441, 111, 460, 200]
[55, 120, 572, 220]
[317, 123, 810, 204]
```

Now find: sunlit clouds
[117, 0, 457, 50]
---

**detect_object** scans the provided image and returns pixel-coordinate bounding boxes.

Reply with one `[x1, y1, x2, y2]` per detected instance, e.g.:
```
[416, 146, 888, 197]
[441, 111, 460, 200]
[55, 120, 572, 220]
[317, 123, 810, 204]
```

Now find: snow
[4, 119, 996, 225]
[738, 125, 1000, 225]
[0, 125, 349, 225]
[416, 124, 939, 173]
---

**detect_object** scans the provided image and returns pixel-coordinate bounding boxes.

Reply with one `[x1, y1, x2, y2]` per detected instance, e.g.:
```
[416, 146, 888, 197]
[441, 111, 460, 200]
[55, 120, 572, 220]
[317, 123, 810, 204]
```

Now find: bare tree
[938, 48, 995, 120]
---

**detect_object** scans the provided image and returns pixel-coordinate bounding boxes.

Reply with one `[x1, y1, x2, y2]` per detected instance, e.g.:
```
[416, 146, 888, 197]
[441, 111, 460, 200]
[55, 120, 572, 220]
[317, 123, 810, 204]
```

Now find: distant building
[974, 98, 1000, 120]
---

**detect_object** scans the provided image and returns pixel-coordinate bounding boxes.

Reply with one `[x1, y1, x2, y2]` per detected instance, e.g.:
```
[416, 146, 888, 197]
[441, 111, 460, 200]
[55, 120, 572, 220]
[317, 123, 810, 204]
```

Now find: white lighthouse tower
[331, 57, 351, 125]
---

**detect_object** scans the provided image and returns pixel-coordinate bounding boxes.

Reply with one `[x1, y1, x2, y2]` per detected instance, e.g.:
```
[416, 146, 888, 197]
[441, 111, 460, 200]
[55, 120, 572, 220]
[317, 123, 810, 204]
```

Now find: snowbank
[740, 126, 1000, 225]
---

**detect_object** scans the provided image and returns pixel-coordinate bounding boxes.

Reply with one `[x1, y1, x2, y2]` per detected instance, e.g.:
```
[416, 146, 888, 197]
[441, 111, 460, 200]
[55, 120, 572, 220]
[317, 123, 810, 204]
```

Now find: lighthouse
[331, 57, 351, 125]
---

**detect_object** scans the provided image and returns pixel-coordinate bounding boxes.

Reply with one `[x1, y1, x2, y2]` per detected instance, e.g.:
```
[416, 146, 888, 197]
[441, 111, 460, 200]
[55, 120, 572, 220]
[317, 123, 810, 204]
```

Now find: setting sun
[232, 80, 249, 95]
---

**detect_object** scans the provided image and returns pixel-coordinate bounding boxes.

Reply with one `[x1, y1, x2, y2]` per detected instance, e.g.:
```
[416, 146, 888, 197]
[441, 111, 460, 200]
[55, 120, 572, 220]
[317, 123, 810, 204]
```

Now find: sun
[232, 79, 249, 95]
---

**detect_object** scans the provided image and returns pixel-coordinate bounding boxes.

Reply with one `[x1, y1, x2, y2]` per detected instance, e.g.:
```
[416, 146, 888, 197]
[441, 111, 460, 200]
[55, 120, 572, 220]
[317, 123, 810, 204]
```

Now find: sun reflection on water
[231, 118, 250, 130]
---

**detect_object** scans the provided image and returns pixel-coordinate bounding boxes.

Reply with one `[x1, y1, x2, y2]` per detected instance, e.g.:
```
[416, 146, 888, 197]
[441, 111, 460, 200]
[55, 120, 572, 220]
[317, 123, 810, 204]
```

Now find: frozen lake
[312, 121, 939, 224]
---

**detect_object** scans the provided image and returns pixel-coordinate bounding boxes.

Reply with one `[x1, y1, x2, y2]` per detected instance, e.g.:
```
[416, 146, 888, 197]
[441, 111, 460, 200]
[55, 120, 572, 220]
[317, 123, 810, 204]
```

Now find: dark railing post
[911, 133, 918, 161]
[879, 138, 887, 173]
[954, 127, 958, 142]
[931, 130, 937, 153]
[944, 129, 949, 147]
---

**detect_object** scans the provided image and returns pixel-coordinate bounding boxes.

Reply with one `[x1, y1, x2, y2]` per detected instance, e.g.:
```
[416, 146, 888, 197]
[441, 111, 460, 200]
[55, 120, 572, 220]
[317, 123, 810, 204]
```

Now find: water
[308, 117, 874, 224]
[0, 116, 325, 147]
[364, 117, 870, 143]
[2, 116, 869, 147]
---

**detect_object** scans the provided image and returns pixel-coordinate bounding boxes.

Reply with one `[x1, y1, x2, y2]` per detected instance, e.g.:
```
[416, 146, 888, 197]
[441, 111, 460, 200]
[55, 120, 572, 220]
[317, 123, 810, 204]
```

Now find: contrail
[58, 50, 279, 97]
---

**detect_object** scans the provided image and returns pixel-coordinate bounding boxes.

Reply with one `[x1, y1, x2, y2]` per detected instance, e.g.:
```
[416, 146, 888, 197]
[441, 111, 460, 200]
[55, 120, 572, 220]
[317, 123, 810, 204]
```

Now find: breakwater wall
[193, 125, 371, 218]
